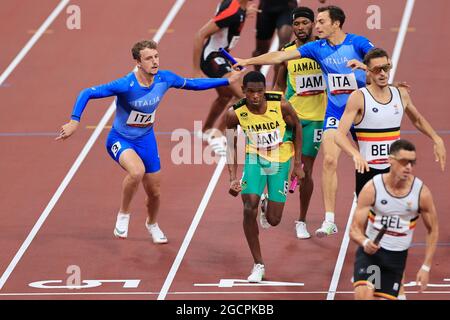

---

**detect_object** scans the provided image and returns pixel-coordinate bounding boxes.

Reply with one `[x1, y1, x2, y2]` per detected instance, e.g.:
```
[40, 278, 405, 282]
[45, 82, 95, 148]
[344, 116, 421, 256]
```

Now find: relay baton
[288, 176, 298, 193]
[219, 48, 244, 70]
[373, 224, 388, 245]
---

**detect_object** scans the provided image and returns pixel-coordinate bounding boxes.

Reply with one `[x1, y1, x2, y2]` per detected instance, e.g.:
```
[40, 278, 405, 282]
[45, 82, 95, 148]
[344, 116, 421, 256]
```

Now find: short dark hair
[318, 5, 346, 28]
[132, 40, 158, 61]
[390, 139, 416, 155]
[243, 71, 266, 87]
[363, 48, 390, 66]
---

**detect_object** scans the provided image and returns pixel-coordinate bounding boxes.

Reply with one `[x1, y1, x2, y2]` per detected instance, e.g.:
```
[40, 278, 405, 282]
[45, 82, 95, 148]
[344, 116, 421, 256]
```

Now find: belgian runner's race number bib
[249, 129, 282, 150]
[295, 74, 326, 96]
[126, 110, 156, 127]
[328, 73, 358, 95]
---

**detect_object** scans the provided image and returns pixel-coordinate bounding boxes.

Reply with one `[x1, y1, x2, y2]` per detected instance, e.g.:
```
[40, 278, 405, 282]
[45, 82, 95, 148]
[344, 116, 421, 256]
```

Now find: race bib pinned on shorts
[126, 110, 156, 127]
[328, 73, 358, 95]
[295, 74, 326, 96]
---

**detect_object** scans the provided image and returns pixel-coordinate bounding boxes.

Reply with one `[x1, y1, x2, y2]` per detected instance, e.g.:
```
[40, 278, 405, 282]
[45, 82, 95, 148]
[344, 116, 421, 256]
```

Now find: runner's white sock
[325, 212, 335, 223]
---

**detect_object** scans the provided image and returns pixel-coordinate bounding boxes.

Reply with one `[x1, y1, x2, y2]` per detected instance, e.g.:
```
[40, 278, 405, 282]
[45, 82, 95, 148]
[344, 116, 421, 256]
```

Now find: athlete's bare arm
[273, 61, 288, 92]
[234, 49, 300, 69]
[350, 181, 380, 255]
[335, 90, 369, 173]
[193, 19, 220, 77]
[416, 184, 439, 292]
[281, 98, 304, 179]
[225, 108, 241, 193]
[400, 87, 446, 171]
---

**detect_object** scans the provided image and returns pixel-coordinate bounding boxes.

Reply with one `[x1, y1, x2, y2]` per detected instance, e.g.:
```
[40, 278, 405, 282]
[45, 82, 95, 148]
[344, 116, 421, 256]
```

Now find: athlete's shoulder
[348, 34, 374, 45]
[265, 91, 283, 101]
[108, 72, 135, 91]
[232, 97, 247, 110]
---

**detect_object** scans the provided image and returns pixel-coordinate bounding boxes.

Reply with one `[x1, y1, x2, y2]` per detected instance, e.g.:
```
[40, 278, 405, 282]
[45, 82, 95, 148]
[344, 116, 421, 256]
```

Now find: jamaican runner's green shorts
[301, 120, 324, 158]
[241, 153, 291, 203]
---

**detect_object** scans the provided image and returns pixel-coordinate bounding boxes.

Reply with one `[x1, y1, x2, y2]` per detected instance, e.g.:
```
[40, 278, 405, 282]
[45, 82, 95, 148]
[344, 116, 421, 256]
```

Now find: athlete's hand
[56, 120, 79, 141]
[433, 137, 446, 171]
[363, 239, 380, 255]
[227, 70, 243, 85]
[292, 163, 305, 180]
[229, 179, 242, 197]
[347, 59, 367, 71]
[352, 153, 370, 173]
[232, 58, 248, 71]
[416, 268, 430, 292]
[393, 81, 411, 93]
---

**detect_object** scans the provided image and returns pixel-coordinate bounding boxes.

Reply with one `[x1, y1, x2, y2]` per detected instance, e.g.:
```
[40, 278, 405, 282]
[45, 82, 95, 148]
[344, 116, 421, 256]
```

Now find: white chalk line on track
[0, 0, 186, 291]
[326, 0, 416, 300]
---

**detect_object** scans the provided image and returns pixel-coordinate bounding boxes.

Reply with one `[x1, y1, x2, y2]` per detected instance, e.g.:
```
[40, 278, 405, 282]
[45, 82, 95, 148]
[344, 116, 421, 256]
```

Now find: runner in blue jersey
[233, 5, 374, 238]
[57, 40, 242, 244]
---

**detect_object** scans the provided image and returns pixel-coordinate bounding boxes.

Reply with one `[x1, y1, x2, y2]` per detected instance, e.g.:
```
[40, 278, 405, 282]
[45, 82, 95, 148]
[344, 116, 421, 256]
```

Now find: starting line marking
[194, 279, 304, 288]
[0, 290, 450, 297]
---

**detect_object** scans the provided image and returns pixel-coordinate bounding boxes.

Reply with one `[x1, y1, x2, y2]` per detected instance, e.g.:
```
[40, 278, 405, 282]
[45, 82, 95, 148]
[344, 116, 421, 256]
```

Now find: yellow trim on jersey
[234, 91, 294, 163]
[355, 130, 400, 141]
[284, 43, 326, 121]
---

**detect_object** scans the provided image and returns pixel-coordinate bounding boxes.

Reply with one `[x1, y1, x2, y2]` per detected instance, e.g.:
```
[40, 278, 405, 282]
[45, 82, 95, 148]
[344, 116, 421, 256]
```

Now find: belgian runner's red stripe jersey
[202, 0, 246, 60]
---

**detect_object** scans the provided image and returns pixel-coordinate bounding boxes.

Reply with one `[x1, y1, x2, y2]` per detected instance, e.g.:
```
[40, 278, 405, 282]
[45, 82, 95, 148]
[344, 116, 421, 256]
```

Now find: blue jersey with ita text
[71, 70, 229, 139]
[298, 34, 374, 112]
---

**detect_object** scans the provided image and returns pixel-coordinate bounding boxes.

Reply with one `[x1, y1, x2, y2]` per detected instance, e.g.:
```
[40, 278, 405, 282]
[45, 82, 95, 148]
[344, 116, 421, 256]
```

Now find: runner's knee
[323, 153, 338, 170]
[243, 202, 258, 219]
[128, 167, 145, 182]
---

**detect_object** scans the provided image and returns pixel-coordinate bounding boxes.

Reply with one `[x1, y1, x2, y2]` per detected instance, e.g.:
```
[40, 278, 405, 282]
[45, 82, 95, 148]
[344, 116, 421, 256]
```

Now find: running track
[0, 0, 449, 300]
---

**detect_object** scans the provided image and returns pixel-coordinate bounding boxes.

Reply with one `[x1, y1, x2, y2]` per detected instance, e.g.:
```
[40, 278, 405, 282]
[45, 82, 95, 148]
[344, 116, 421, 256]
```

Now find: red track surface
[0, 0, 449, 300]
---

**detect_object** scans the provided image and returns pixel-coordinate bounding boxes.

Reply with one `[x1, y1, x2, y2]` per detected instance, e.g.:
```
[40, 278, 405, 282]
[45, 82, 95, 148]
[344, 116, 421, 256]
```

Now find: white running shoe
[295, 221, 311, 239]
[247, 263, 265, 283]
[207, 136, 227, 157]
[315, 220, 338, 238]
[259, 194, 270, 229]
[145, 219, 168, 244]
[113, 212, 130, 239]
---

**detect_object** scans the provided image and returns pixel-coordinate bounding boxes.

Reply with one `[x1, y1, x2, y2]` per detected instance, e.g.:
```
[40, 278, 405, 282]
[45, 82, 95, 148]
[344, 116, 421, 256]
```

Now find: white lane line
[389, 0, 416, 83]
[0, 289, 447, 296]
[0, 0, 70, 86]
[0, 0, 186, 291]
[326, 194, 357, 300]
[326, 0, 416, 300]
[157, 37, 281, 300]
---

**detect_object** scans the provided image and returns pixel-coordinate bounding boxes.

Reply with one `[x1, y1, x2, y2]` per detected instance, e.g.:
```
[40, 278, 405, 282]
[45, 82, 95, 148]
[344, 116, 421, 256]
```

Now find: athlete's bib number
[126, 110, 156, 127]
[326, 117, 339, 128]
[229, 36, 240, 49]
[250, 129, 281, 149]
[313, 129, 323, 143]
[295, 74, 326, 96]
[328, 73, 358, 95]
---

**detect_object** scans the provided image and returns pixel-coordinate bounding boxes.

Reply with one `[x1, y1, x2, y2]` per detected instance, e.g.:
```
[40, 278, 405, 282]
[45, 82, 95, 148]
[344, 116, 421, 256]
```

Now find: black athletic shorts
[353, 246, 408, 300]
[256, 6, 293, 40]
[200, 51, 233, 78]
[355, 167, 390, 197]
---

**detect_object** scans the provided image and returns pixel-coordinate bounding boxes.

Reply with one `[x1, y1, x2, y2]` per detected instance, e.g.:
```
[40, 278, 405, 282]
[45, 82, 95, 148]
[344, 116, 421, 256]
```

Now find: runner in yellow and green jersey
[274, 7, 327, 239]
[226, 71, 304, 282]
